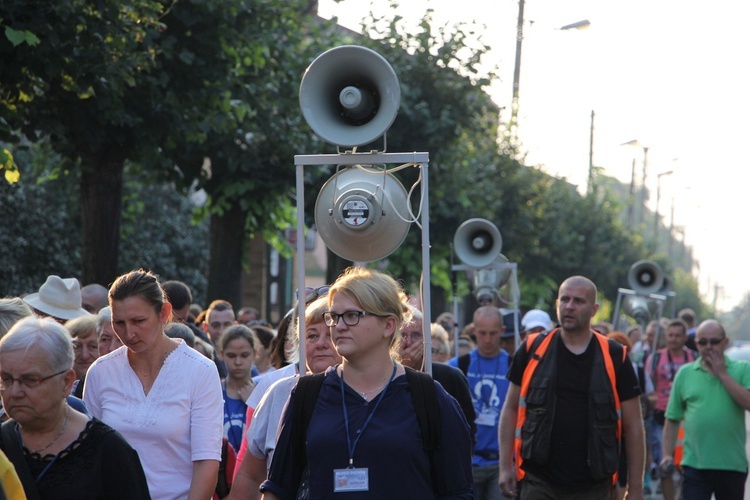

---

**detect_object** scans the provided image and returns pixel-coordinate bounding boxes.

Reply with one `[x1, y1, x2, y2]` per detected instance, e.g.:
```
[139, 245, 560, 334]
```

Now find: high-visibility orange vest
[674, 424, 686, 469]
[514, 329, 623, 484]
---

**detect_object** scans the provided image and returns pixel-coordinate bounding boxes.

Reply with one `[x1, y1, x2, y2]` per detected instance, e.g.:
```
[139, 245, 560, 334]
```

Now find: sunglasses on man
[696, 337, 724, 346]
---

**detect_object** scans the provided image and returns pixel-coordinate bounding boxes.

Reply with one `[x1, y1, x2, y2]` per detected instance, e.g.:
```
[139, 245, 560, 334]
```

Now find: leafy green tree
[1, 0, 166, 284]
[153, 2, 343, 304]
[332, 8, 506, 304]
[0, 142, 209, 299]
[1, 0, 326, 301]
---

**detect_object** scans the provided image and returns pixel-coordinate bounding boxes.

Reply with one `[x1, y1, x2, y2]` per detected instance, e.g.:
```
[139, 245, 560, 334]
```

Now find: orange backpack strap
[593, 333, 623, 485]
[514, 329, 558, 480]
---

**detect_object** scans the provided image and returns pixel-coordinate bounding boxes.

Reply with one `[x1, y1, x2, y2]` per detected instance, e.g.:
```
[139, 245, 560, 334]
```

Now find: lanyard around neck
[339, 360, 397, 467]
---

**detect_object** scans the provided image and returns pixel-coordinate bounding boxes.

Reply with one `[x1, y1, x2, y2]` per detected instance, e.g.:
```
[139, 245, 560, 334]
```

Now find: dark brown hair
[109, 269, 171, 321]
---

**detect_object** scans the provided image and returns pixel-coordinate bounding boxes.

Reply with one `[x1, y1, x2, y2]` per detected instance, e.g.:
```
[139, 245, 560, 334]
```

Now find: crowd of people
[0, 269, 747, 500]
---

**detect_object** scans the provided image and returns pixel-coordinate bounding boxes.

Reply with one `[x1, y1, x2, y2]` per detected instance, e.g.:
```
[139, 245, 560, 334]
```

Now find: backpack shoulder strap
[526, 331, 550, 357]
[649, 350, 663, 383]
[215, 438, 231, 498]
[405, 367, 441, 453]
[457, 353, 471, 376]
[291, 373, 326, 491]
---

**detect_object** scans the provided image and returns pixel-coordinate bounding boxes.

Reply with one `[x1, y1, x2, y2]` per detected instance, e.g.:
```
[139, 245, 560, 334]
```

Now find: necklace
[359, 381, 389, 401]
[28, 406, 70, 455]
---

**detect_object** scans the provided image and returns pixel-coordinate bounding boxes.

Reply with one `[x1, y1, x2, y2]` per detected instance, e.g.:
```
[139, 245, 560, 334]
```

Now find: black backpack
[290, 367, 441, 493]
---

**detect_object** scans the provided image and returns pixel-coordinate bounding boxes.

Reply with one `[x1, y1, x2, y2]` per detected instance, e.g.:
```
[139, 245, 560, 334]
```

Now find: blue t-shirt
[449, 349, 511, 465]
[222, 387, 248, 452]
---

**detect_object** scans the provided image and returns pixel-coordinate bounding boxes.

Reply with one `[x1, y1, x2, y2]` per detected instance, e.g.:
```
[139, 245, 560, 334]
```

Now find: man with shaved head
[661, 319, 750, 499]
[499, 276, 644, 499]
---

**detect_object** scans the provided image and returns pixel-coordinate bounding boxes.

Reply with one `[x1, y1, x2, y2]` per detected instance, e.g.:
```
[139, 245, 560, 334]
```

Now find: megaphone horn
[299, 45, 401, 148]
[454, 218, 503, 268]
[627, 260, 664, 295]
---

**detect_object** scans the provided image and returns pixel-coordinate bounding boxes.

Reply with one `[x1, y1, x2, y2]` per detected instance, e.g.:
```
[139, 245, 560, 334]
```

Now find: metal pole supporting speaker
[296, 45, 430, 374]
[299, 45, 401, 148]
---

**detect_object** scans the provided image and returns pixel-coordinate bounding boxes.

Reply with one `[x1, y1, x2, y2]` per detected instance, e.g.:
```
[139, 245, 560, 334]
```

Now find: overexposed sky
[318, 0, 750, 311]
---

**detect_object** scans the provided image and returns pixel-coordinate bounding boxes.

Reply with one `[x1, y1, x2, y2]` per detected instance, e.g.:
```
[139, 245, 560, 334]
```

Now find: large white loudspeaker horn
[315, 166, 410, 262]
[627, 260, 664, 295]
[299, 45, 401, 148]
[454, 218, 503, 268]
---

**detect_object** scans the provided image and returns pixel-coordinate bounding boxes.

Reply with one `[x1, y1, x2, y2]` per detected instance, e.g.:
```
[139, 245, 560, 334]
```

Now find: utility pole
[588, 109, 595, 194]
[510, 0, 526, 133]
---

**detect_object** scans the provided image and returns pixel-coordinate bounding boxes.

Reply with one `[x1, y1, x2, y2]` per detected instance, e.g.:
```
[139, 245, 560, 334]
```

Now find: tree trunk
[80, 152, 124, 287]
[325, 248, 352, 285]
[207, 202, 246, 307]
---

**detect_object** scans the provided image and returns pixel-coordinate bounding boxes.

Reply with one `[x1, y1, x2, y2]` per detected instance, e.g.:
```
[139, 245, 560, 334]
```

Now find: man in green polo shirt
[661, 319, 750, 499]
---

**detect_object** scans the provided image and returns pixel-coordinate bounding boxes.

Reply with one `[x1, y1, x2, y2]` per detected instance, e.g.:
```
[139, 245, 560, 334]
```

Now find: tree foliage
[0, 0, 328, 297]
[0, 142, 209, 300]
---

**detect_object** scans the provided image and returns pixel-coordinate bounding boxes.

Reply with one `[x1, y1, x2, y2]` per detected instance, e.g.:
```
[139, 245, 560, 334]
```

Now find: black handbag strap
[0, 420, 42, 500]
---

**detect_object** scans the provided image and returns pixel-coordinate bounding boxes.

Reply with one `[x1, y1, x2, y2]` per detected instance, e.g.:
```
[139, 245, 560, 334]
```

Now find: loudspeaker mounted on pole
[453, 218, 503, 269]
[299, 45, 401, 148]
[471, 254, 511, 303]
[627, 260, 665, 296]
[314, 165, 410, 262]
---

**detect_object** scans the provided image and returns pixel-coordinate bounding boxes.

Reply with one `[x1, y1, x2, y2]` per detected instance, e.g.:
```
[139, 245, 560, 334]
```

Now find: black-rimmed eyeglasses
[0, 369, 68, 390]
[324, 310, 384, 327]
[696, 337, 725, 346]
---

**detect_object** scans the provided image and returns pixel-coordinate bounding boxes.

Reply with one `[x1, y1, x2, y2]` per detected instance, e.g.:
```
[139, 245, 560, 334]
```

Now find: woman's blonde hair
[294, 295, 329, 342]
[328, 267, 411, 349]
[65, 314, 98, 340]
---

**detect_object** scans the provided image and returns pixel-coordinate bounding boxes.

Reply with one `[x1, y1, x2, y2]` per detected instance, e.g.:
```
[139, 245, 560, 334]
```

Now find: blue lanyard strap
[340, 360, 397, 467]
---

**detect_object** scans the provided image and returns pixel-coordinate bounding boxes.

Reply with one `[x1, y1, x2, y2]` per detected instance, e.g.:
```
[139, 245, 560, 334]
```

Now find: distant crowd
[0, 270, 746, 500]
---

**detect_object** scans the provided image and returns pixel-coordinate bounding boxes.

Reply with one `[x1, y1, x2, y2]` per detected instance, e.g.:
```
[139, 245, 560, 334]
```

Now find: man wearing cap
[23, 275, 91, 323]
[521, 309, 553, 336]
[449, 305, 510, 500]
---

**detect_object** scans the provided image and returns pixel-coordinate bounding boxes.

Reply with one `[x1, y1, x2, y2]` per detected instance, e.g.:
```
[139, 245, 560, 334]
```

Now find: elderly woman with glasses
[0, 317, 150, 499]
[260, 267, 475, 499]
[229, 294, 342, 500]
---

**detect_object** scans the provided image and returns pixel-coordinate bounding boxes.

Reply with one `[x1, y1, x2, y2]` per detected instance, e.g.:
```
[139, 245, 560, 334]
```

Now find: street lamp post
[509, 4, 589, 133]
[621, 139, 652, 226]
[655, 170, 673, 243]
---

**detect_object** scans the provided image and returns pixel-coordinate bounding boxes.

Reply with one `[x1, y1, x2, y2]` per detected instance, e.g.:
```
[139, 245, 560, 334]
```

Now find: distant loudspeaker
[454, 219, 503, 268]
[299, 45, 401, 148]
[627, 260, 664, 295]
[471, 254, 511, 302]
[315, 166, 410, 262]
[623, 295, 652, 324]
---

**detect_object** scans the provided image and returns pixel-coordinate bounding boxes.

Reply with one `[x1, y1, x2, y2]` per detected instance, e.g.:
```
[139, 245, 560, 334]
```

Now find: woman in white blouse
[84, 269, 223, 500]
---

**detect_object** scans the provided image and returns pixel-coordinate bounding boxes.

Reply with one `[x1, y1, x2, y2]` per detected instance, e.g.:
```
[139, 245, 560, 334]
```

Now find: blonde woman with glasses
[260, 267, 475, 499]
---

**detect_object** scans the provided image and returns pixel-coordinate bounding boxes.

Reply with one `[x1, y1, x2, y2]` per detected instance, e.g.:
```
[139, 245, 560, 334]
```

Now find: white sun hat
[23, 275, 91, 321]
